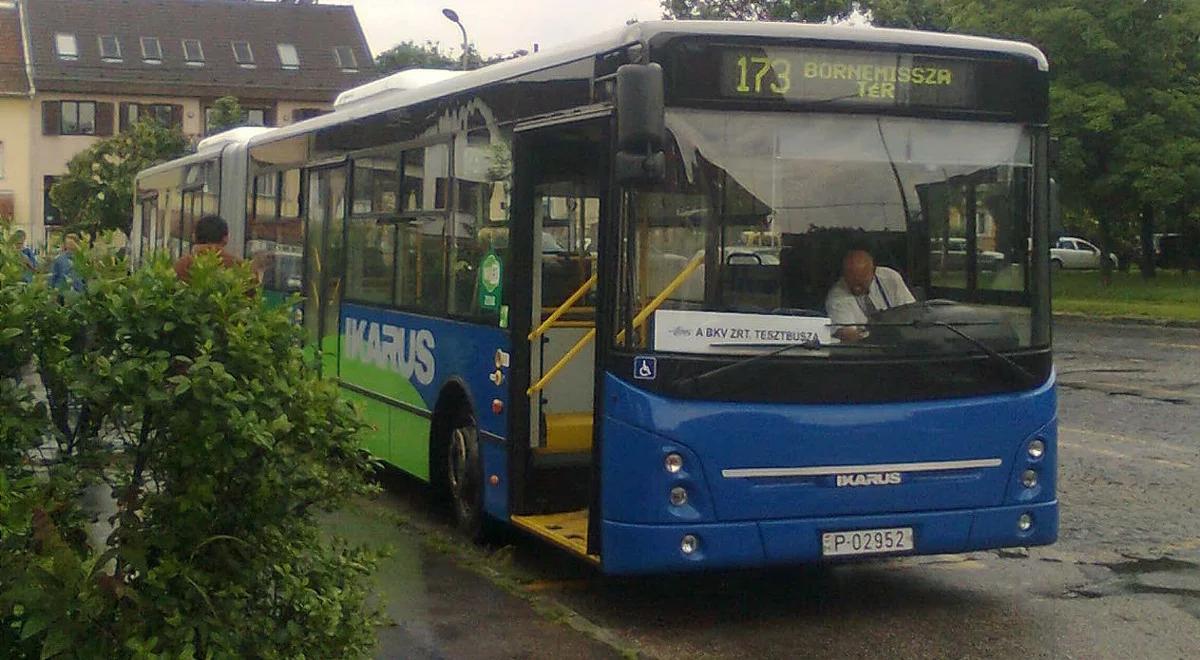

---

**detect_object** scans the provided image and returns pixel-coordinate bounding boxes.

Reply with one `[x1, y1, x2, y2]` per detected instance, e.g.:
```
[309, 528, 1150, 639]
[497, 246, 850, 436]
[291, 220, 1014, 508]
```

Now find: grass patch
[1053, 269, 1200, 322]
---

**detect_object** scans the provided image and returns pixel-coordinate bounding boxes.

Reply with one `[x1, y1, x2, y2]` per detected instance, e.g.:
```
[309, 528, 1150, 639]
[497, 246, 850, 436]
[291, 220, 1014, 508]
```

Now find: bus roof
[245, 20, 1047, 152]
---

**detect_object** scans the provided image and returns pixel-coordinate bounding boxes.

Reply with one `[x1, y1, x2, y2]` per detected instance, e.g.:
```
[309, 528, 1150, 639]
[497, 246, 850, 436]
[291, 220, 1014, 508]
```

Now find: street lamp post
[442, 8, 469, 70]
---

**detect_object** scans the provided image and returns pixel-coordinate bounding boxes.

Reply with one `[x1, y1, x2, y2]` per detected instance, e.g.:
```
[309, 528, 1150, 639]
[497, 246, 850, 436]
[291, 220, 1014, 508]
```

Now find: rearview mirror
[615, 63, 666, 185]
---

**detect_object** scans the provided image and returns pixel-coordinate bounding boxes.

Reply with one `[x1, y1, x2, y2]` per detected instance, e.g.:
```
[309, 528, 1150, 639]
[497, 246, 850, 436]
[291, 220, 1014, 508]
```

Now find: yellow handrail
[527, 329, 595, 395]
[529, 274, 597, 341]
[615, 252, 704, 343]
[527, 252, 703, 396]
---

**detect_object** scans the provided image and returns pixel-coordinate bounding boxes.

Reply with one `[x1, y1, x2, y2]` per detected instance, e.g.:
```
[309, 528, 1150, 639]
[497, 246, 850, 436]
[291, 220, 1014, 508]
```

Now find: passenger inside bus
[825, 248, 915, 342]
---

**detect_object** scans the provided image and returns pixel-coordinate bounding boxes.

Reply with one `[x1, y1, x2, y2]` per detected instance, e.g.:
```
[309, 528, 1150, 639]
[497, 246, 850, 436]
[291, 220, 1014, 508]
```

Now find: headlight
[680, 534, 699, 555]
[1028, 439, 1045, 460]
[1018, 513, 1033, 532]
[664, 453, 684, 474]
[1021, 469, 1038, 489]
[669, 486, 688, 507]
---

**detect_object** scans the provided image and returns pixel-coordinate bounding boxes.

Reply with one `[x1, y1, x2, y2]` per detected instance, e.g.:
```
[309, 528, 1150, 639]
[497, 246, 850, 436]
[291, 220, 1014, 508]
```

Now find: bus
[134, 21, 1058, 574]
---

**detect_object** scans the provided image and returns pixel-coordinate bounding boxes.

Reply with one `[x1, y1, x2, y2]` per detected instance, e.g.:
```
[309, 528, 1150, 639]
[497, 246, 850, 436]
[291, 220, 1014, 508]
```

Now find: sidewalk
[322, 493, 620, 660]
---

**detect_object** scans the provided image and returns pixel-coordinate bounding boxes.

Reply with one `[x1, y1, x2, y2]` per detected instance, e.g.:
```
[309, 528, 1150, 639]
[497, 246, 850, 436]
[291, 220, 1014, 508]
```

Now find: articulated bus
[134, 21, 1057, 574]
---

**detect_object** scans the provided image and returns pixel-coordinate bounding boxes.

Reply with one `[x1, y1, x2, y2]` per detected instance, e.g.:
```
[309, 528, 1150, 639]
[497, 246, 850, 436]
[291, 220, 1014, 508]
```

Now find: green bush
[0, 242, 381, 659]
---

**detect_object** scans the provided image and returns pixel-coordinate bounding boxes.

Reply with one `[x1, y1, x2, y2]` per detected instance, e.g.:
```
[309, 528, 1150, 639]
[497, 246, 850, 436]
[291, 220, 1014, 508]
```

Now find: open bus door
[303, 163, 348, 375]
[507, 113, 611, 564]
[506, 65, 666, 569]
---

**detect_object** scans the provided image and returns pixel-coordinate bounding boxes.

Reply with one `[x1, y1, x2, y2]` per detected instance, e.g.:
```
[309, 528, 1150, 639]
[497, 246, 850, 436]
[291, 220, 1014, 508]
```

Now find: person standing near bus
[13, 230, 37, 282]
[826, 248, 915, 342]
[175, 215, 240, 282]
[49, 234, 84, 292]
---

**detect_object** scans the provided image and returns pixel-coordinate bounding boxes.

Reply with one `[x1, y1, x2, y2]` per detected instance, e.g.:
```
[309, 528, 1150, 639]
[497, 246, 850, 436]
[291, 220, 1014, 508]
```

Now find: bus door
[508, 114, 611, 561]
[303, 164, 348, 374]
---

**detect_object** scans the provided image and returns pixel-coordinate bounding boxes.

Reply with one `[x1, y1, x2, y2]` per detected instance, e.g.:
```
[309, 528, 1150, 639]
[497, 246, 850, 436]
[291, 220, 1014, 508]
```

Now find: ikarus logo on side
[342, 318, 437, 385]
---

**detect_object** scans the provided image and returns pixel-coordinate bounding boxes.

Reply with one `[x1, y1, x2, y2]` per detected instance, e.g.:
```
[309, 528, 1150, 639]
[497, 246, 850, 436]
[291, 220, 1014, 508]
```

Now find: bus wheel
[447, 415, 485, 540]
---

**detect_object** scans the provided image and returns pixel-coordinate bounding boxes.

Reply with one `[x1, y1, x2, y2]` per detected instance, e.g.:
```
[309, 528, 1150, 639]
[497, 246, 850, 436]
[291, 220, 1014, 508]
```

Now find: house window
[333, 46, 357, 71]
[123, 103, 177, 130]
[99, 35, 122, 61]
[291, 107, 325, 122]
[55, 33, 78, 60]
[182, 39, 204, 64]
[141, 37, 162, 62]
[61, 101, 97, 135]
[0, 141, 5, 179]
[232, 41, 254, 66]
[204, 107, 269, 134]
[277, 43, 299, 70]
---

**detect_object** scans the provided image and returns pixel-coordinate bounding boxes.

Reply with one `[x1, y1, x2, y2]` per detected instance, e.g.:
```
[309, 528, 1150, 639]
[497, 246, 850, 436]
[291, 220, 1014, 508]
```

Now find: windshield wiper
[876, 318, 1039, 387]
[676, 338, 892, 396]
[674, 339, 824, 392]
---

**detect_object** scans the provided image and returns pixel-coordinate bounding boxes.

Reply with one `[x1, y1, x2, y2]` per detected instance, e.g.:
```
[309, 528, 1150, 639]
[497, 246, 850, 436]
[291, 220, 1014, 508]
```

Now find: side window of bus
[245, 168, 304, 293]
[449, 123, 511, 318]
[139, 195, 157, 259]
[347, 154, 400, 305]
[394, 144, 449, 313]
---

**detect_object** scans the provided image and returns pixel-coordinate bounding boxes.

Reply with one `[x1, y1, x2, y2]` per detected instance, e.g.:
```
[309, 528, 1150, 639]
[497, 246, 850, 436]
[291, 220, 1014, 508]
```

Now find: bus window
[449, 124, 511, 317]
[395, 216, 446, 313]
[347, 218, 396, 305]
[246, 168, 304, 293]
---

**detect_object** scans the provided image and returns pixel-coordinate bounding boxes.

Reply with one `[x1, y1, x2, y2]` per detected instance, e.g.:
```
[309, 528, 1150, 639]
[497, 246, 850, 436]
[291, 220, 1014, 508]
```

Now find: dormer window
[277, 43, 299, 70]
[333, 46, 357, 72]
[141, 37, 162, 63]
[182, 39, 205, 65]
[99, 35, 122, 61]
[232, 41, 255, 67]
[55, 33, 78, 61]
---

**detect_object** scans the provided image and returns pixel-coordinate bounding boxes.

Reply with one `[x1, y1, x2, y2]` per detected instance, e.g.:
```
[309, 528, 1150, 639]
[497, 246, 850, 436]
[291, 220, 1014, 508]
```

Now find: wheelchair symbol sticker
[634, 356, 657, 380]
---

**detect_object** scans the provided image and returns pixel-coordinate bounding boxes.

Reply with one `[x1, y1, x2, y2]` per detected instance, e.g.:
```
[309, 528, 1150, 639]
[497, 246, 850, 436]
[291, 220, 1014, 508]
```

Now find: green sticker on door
[478, 252, 502, 312]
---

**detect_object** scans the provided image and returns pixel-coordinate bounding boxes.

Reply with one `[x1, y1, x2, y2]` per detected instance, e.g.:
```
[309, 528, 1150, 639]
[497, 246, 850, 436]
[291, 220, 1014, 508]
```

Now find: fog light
[1028, 439, 1046, 460]
[1021, 469, 1038, 489]
[665, 453, 684, 474]
[680, 534, 699, 555]
[669, 486, 688, 507]
[1018, 513, 1033, 532]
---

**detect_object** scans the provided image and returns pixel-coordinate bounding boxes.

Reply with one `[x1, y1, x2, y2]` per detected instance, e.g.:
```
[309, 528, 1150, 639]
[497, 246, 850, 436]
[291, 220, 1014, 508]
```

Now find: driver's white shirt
[825, 266, 916, 326]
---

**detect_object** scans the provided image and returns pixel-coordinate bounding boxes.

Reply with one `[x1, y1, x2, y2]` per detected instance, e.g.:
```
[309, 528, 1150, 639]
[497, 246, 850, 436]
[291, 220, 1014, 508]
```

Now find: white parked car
[1051, 237, 1118, 270]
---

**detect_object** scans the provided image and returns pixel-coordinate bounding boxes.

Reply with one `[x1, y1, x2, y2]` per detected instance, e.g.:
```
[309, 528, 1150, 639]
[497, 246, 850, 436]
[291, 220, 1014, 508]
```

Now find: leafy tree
[661, 0, 857, 22]
[375, 39, 529, 76]
[48, 120, 188, 241]
[1, 252, 381, 658]
[207, 95, 244, 134]
[376, 40, 459, 74]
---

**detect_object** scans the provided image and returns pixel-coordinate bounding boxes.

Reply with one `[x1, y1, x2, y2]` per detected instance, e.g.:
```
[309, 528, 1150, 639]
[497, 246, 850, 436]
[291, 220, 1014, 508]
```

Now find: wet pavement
[331, 318, 1200, 659]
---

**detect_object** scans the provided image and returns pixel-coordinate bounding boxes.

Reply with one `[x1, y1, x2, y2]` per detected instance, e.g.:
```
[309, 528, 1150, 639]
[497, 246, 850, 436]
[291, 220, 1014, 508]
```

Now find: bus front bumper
[600, 500, 1058, 575]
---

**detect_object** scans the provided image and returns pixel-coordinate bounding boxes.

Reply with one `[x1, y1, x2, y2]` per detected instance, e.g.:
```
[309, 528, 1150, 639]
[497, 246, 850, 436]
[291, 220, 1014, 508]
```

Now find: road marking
[1150, 341, 1200, 351]
[1060, 426, 1196, 456]
[1059, 438, 1195, 470]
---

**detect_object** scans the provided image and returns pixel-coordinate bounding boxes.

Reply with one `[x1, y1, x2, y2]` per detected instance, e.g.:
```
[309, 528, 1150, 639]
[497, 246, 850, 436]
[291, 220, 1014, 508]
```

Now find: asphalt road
[342, 318, 1200, 659]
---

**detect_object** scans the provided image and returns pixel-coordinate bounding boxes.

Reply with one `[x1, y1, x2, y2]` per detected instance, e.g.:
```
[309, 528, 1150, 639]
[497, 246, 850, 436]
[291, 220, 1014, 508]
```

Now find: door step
[510, 509, 598, 564]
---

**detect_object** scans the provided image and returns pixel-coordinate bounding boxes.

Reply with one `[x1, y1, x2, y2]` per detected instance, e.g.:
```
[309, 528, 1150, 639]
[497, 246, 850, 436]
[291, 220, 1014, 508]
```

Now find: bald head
[842, 250, 876, 296]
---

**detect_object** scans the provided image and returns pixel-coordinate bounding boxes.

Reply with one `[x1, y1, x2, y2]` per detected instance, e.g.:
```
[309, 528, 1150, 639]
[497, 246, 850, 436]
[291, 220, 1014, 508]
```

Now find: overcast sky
[341, 0, 666, 58]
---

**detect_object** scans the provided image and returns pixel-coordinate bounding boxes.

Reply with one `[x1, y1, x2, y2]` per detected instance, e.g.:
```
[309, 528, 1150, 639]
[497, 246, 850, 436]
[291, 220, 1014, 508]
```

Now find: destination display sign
[717, 47, 976, 108]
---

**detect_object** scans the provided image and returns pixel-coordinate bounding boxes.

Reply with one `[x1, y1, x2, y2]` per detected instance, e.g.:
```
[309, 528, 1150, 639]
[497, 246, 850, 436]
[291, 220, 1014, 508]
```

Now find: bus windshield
[619, 109, 1045, 358]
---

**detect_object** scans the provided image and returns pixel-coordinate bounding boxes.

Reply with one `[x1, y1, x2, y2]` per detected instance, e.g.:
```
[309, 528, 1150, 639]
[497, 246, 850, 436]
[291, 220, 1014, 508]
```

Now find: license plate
[821, 527, 914, 557]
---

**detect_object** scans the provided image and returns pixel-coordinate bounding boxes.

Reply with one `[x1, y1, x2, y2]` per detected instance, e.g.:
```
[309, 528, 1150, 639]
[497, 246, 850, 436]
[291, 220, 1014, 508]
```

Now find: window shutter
[95, 102, 115, 136]
[170, 104, 184, 130]
[118, 102, 131, 132]
[42, 101, 61, 136]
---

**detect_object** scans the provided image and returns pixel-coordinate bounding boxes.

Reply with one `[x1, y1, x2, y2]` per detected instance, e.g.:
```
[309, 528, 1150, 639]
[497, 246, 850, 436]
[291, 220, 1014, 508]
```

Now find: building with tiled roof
[0, 0, 375, 245]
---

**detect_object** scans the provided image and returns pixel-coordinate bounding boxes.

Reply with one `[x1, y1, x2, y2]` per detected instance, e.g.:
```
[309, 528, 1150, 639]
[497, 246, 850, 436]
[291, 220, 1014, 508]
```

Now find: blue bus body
[134, 21, 1058, 575]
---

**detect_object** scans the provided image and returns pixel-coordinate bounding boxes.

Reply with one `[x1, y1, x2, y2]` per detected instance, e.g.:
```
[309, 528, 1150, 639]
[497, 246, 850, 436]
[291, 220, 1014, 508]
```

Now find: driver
[826, 249, 915, 342]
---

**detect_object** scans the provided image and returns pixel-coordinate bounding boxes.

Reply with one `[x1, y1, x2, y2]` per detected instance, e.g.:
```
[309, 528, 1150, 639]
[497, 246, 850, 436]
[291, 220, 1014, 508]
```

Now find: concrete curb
[1053, 312, 1200, 330]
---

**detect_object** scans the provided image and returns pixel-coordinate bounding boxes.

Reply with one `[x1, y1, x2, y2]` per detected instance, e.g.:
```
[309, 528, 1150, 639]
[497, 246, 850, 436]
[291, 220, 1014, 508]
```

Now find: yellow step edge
[510, 510, 599, 564]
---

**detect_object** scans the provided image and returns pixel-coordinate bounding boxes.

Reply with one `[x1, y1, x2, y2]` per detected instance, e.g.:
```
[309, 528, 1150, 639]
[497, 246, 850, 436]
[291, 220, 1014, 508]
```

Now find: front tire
[446, 414, 485, 540]
[1051, 259, 1064, 271]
